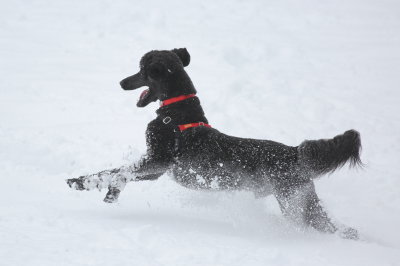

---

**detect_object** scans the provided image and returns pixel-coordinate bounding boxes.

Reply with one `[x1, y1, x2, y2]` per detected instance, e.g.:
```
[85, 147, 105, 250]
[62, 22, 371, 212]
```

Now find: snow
[1, 0, 400, 265]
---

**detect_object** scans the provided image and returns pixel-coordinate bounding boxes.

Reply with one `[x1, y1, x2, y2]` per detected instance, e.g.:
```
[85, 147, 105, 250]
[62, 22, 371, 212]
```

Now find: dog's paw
[103, 187, 121, 203]
[338, 227, 359, 240]
[66, 178, 86, 191]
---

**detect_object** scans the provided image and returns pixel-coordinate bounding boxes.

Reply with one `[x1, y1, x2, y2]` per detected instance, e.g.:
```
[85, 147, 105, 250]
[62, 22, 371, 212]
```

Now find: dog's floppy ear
[172, 48, 190, 67]
[148, 62, 168, 80]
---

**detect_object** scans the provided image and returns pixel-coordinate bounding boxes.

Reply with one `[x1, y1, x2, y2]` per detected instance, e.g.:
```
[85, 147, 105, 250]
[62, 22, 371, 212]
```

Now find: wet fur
[67, 48, 362, 239]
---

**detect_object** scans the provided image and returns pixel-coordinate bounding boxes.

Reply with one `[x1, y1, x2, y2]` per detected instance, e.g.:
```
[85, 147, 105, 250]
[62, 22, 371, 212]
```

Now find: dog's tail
[298, 129, 362, 177]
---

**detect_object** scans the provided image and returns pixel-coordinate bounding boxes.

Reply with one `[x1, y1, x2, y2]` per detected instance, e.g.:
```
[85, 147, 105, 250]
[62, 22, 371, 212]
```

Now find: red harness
[160, 94, 196, 107]
[160, 94, 212, 132]
[178, 122, 212, 132]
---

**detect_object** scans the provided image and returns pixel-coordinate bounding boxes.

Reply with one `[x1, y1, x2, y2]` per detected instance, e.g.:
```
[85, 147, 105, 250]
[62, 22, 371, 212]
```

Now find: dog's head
[120, 48, 194, 107]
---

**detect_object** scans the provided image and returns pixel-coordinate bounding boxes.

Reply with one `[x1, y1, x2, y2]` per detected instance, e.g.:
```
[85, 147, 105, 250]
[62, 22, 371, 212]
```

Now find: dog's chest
[146, 119, 176, 157]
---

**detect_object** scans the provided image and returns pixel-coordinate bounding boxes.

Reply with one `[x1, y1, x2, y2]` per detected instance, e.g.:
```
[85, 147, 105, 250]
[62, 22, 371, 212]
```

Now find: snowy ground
[1, 0, 400, 265]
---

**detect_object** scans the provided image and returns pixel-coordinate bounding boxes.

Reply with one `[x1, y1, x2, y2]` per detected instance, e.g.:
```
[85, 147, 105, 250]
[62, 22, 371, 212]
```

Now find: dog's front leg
[103, 174, 163, 203]
[66, 166, 131, 198]
[104, 156, 170, 202]
[67, 156, 170, 203]
[103, 172, 164, 203]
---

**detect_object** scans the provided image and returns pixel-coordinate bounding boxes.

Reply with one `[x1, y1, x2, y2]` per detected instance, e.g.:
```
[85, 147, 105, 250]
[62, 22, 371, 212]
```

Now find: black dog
[67, 48, 362, 239]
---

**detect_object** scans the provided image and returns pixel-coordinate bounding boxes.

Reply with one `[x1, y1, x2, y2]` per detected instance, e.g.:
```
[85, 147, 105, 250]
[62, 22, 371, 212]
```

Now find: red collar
[160, 94, 196, 107]
[178, 122, 212, 132]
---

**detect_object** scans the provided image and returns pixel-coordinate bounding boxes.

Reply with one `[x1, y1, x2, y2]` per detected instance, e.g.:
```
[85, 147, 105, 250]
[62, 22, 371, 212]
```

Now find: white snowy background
[1, 0, 400, 265]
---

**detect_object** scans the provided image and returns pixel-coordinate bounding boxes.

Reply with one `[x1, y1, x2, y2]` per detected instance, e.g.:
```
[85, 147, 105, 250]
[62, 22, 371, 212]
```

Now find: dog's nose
[120, 79, 130, 90]
[119, 80, 125, 89]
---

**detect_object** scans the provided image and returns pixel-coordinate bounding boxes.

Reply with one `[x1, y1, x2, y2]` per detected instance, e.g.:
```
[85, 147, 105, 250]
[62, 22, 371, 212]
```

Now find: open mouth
[136, 87, 157, 107]
[138, 88, 150, 106]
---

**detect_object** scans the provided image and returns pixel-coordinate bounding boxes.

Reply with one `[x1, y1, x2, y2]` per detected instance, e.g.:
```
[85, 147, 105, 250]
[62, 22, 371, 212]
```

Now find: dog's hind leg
[274, 181, 359, 239]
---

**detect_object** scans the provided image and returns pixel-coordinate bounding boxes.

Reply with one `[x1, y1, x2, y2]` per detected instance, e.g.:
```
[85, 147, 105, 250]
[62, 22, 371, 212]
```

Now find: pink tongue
[139, 89, 149, 100]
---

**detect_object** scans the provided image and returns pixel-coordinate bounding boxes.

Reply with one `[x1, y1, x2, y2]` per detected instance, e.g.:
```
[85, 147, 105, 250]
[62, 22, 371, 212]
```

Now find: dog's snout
[119, 72, 146, 90]
[119, 79, 126, 89]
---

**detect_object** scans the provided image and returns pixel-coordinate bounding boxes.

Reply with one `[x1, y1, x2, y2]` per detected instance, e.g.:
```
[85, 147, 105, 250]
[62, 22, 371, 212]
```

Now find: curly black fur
[68, 48, 363, 239]
[298, 129, 363, 176]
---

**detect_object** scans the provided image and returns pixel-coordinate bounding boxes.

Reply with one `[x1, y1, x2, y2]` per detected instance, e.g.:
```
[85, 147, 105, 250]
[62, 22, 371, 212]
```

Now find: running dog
[67, 48, 362, 239]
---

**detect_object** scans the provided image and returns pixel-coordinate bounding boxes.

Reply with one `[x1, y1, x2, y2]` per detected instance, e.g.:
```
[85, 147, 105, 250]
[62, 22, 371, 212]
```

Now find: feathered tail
[298, 129, 362, 177]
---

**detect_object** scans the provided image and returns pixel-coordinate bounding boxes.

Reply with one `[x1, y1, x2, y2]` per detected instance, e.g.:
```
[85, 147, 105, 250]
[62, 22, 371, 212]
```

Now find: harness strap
[160, 94, 196, 107]
[178, 122, 212, 132]
[162, 116, 212, 156]
[159, 93, 211, 155]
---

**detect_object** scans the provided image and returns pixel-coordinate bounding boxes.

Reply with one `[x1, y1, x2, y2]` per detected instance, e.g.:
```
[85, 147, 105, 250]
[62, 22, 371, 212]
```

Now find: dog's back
[172, 127, 299, 191]
[172, 127, 361, 193]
